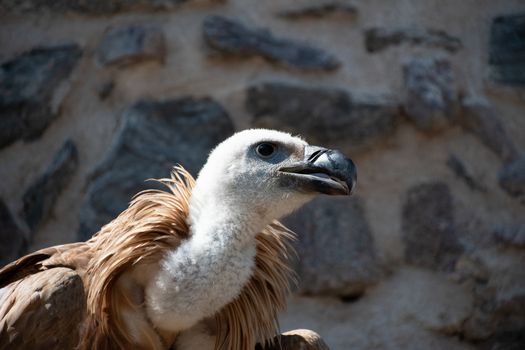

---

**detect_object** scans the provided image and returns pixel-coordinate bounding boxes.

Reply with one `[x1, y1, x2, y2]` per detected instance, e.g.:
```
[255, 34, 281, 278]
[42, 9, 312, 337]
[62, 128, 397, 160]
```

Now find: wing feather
[0, 267, 85, 350]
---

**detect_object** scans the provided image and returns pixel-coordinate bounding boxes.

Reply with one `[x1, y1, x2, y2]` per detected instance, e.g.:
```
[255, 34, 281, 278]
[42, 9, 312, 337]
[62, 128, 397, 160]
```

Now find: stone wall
[1, 1, 524, 349]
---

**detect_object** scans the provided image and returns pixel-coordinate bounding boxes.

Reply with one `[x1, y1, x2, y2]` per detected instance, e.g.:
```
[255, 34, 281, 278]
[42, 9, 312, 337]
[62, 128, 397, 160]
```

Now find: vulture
[0, 129, 356, 350]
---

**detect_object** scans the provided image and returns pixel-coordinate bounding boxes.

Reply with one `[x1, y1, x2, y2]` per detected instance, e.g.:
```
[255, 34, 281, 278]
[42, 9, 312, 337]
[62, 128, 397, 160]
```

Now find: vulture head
[189, 128, 357, 232]
[147, 128, 357, 337]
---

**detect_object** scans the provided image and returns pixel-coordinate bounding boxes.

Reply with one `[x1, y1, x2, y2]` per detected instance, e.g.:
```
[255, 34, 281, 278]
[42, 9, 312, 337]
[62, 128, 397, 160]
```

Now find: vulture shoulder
[0, 244, 90, 350]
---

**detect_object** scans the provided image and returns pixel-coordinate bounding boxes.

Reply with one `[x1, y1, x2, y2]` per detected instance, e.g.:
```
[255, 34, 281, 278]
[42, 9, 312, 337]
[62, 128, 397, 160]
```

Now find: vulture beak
[279, 145, 357, 196]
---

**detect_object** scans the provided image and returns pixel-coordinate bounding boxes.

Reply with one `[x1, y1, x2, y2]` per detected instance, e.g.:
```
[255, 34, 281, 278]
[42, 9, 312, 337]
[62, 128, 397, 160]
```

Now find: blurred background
[1, 0, 524, 349]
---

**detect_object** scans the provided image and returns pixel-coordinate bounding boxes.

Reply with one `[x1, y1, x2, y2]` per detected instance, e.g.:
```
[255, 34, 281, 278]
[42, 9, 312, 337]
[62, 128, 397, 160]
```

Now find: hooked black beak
[279, 145, 357, 195]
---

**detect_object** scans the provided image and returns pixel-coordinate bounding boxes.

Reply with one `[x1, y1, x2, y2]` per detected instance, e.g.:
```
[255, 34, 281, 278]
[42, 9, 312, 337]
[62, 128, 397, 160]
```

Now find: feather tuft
[79, 167, 194, 349]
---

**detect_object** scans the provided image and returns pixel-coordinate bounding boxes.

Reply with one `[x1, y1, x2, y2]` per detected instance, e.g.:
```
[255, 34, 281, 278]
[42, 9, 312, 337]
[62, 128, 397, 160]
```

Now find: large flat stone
[0, 198, 27, 266]
[403, 58, 459, 132]
[283, 196, 380, 297]
[97, 24, 166, 67]
[401, 182, 463, 271]
[489, 14, 525, 86]
[203, 16, 340, 71]
[365, 27, 462, 53]
[0, 45, 82, 149]
[246, 82, 399, 151]
[22, 139, 78, 232]
[78, 97, 234, 239]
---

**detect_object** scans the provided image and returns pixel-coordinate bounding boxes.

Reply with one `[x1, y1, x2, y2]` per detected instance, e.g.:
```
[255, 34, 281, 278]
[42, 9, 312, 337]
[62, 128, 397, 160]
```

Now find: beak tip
[338, 155, 357, 196]
[282, 145, 357, 196]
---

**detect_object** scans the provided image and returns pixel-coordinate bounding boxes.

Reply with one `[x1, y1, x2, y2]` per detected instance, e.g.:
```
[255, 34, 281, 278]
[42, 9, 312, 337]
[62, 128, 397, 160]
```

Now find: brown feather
[78, 166, 194, 349]
[0, 267, 85, 350]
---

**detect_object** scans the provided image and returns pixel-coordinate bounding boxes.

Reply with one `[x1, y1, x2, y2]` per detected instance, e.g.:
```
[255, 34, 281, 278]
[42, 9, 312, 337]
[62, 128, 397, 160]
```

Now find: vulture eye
[255, 143, 277, 158]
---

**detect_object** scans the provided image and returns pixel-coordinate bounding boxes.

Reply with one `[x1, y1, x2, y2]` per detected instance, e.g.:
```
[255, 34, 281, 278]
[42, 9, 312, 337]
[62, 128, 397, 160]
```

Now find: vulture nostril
[307, 149, 327, 163]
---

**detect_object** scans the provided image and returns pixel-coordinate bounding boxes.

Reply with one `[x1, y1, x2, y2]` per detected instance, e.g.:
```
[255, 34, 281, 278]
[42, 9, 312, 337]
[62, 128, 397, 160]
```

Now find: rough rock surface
[203, 16, 340, 71]
[246, 82, 399, 150]
[280, 268, 474, 350]
[460, 97, 519, 163]
[365, 27, 462, 53]
[402, 182, 463, 271]
[498, 155, 525, 202]
[283, 196, 380, 297]
[278, 2, 357, 20]
[493, 224, 525, 248]
[78, 98, 233, 239]
[0, 45, 82, 149]
[446, 154, 486, 192]
[489, 13, 525, 86]
[97, 24, 166, 67]
[479, 333, 525, 350]
[460, 249, 525, 344]
[0, 199, 26, 266]
[0, 0, 191, 14]
[97, 81, 115, 100]
[22, 139, 78, 232]
[402, 58, 459, 132]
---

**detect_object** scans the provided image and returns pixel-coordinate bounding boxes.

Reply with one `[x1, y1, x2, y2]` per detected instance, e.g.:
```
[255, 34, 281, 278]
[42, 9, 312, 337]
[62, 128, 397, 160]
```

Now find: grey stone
[0, 198, 27, 267]
[22, 139, 78, 231]
[365, 27, 462, 53]
[452, 254, 494, 341]
[277, 2, 357, 20]
[401, 182, 463, 271]
[461, 98, 519, 163]
[460, 308, 493, 341]
[489, 273, 525, 341]
[78, 97, 234, 239]
[446, 154, 486, 192]
[282, 196, 380, 297]
[453, 255, 490, 285]
[480, 332, 525, 350]
[97, 24, 166, 67]
[0, 44, 82, 149]
[0, 0, 190, 14]
[498, 155, 525, 202]
[489, 14, 525, 86]
[203, 16, 340, 71]
[460, 251, 525, 342]
[246, 82, 400, 151]
[493, 224, 525, 248]
[402, 58, 459, 132]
